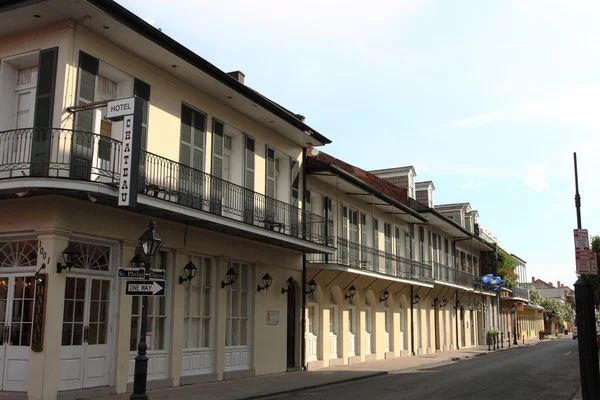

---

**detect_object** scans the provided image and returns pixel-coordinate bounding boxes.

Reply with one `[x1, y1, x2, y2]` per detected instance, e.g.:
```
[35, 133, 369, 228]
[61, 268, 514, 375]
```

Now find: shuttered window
[266, 146, 276, 198]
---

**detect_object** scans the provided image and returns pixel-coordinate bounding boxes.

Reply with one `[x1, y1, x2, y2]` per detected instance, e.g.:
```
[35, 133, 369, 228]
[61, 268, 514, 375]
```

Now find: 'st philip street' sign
[126, 280, 166, 296]
[118, 267, 145, 279]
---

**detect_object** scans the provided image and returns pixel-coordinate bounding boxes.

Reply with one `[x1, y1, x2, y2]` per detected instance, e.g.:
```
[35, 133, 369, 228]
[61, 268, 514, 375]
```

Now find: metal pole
[573, 152, 600, 399]
[410, 285, 415, 356]
[513, 311, 518, 345]
[131, 259, 150, 400]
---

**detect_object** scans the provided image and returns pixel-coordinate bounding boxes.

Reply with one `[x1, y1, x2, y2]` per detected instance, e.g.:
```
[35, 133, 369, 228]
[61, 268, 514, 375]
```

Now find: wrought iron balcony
[432, 261, 476, 288]
[0, 128, 333, 246]
[307, 237, 432, 283]
[510, 286, 530, 300]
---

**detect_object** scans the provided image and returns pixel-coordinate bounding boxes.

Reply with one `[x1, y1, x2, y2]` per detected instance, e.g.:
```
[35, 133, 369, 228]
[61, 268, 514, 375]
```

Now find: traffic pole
[572, 152, 600, 399]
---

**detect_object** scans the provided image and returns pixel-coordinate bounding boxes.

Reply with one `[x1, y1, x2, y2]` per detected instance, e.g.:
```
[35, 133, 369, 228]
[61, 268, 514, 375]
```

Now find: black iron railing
[307, 237, 432, 282]
[432, 261, 476, 287]
[511, 286, 530, 300]
[0, 128, 333, 245]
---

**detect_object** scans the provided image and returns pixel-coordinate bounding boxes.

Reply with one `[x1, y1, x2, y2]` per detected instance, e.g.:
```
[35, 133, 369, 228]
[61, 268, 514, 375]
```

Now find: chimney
[415, 181, 435, 208]
[295, 114, 306, 122]
[532, 277, 535, 283]
[557, 281, 561, 288]
[227, 71, 245, 84]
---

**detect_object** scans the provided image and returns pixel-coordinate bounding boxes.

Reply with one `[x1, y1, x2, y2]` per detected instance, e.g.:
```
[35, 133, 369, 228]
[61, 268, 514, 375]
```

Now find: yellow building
[0, 1, 334, 399]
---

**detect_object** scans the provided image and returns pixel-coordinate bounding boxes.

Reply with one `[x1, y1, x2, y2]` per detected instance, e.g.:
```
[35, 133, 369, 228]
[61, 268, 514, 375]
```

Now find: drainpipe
[455, 290, 460, 350]
[410, 285, 415, 356]
[301, 148, 307, 370]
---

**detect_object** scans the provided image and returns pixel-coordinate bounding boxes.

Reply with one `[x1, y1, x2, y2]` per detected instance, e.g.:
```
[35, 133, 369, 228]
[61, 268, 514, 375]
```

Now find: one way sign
[125, 280, 166, 296]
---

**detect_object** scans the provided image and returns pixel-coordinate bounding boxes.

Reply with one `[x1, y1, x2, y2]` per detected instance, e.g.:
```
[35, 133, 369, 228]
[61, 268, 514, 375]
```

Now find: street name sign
[149, 269, 166, 280]
[118, 268, 145, 279]
[574, 229, 592, 274]
[125, 280, 166, 296]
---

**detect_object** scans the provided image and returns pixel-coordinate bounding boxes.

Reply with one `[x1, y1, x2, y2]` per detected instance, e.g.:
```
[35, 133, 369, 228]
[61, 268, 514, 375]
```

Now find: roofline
[310, 162, 427, 222]
[510, 253, 527, 264]
[410, 200, 472, 237]
[81, 0, 332, 145]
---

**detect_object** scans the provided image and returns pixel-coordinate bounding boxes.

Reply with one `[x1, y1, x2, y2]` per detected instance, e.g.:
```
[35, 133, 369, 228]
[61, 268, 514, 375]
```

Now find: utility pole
[573, 152, 600, 399]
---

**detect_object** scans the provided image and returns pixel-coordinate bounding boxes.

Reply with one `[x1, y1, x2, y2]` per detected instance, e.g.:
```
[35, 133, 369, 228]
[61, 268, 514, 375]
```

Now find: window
[183, 256, 213, 349]
[97, 75, 117, 98]
[225, 262, 251, 347]
[384, 223, 392, 271]
[17, 66, 38, 87]
[180, 104, 206, 171]
[444, 239, 449, 266]
[130, 251, 168, 351]
[329, 292, 338, 335]
[432, 233, 438, 263]
[372, 218, 379, 267]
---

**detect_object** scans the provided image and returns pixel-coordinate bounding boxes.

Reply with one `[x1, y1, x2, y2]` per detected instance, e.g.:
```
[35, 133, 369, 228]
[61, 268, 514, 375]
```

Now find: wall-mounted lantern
[379, 290, 390, 303]
[257, 273, 273, 292]
[345, 285, 357, 300]
[56, 244, 81, 273]
[221, 267, 238, 288]
[304, 279, 318, 295]
[178, 261, 198, 284]
[412, 294, 420, 305]
[468, 302, 474, 311]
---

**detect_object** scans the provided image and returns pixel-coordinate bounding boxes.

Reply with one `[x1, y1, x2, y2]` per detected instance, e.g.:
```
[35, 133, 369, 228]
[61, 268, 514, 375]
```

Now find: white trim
[433, 280, 475, 292]
[307, 263, 434, 288]
[0, 178, 335, 253]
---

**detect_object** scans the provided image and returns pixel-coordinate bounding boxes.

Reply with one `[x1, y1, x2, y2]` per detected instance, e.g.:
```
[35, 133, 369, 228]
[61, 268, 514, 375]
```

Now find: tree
[496, 251, 518, 288]
[529, 286, 544, 306]
[588, 235, 600, 306]
[529, 287, 575, 325]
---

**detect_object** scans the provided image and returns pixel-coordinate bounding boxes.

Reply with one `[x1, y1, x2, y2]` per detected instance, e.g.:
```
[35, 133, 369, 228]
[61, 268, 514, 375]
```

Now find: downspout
[300, 148, 307, 370]
[455, 290, 460, 350]
[410, 284, 415, 356]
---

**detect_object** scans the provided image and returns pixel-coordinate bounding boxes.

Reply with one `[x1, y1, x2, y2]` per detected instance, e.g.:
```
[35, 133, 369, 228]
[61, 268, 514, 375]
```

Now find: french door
[59, 275, 113, 391]
[0, 274, 35, 392]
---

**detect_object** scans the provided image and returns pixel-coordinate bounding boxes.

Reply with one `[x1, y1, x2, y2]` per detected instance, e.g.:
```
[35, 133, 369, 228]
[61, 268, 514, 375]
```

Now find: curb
[242, 371, 388, 400]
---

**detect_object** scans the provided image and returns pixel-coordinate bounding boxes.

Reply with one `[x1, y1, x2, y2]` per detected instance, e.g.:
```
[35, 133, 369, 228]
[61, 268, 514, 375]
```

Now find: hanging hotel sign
[31, 273, 48, 352]
[574, 229, 592, 274]
[106, 96, 143, 208]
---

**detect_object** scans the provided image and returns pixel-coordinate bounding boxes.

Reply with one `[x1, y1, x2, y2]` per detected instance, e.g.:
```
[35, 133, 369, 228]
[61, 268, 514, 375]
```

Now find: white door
[365, 306, 372, 354]
[328, 306, 338, 358]
[306, 303, 318, 362]
[348, 306, 355, 356]
[384, 307, 390, 352]
[60, 276, 112, 391]
[0, 275, 35, 392]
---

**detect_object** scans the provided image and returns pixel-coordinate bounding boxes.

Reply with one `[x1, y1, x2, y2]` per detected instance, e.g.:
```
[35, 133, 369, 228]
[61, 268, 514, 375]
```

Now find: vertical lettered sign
[107, 96, 143, 207]
[31, 274, 48, 352]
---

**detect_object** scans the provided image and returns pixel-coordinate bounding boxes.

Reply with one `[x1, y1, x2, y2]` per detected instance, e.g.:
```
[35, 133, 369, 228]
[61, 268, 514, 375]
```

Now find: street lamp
[511, 304, 518, 345]
[131, 220, 162, 400]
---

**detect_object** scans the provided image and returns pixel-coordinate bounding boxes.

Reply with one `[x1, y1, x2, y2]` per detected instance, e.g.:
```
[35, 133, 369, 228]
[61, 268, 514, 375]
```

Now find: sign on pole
[118, 268, 145, 279]
[574, 229, 592, 274]
[149, 269, 166, 281]
[106, 96, 143, 208]
[516, 302, 524, 311]
[125, 280, 166, 296]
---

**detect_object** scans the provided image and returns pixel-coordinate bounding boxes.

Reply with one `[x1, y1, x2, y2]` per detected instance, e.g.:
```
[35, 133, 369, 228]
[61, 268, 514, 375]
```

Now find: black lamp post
[511, 305, 518, 345]
[131, 220, 163, 400]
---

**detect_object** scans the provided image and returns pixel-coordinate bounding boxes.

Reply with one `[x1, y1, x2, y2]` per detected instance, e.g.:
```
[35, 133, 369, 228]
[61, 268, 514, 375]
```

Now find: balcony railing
[307, 237, 432, 282]
[432, 261, 476, 288]
[0, 128, 333, 246]
[511, 286, 530, 300]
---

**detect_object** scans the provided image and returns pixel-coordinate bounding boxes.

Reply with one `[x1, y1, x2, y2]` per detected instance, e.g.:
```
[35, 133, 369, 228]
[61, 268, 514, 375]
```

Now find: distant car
[573, 326, 578, 340]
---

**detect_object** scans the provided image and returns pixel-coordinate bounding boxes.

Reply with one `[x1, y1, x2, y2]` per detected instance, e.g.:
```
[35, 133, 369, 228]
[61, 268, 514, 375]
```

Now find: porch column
[28, 228, 72, 400]
[168, 251, 189, 386]
[114, 241, 136, 394]
[214, 257, 229, 380]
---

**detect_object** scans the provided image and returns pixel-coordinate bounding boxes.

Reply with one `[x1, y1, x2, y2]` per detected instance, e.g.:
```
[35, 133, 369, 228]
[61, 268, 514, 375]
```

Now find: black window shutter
[291, 159, 299, 207]
[244, 135, 255, 191]
[33, 47, 58, 129]
[265, 146, 276, 198]
[134, 78, 151, 151]
[74, 51, 98, 132]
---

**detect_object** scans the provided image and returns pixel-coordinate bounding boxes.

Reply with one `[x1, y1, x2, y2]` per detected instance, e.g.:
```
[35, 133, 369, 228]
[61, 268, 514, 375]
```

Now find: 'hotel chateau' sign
[106, 96, 143, 207]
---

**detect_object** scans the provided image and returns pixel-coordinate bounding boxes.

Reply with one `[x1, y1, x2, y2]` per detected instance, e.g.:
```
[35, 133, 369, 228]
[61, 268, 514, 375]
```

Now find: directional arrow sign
[125, 280, 166, 296]
[149, 269, 166, 280]
[118, 268, 145, 279]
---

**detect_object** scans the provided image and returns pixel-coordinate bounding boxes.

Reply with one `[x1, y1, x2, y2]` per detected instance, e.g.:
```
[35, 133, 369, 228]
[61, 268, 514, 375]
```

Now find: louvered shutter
[243, 135, 255, 224]
[30, 47, 58, 176]
[210, 120, 224, 214]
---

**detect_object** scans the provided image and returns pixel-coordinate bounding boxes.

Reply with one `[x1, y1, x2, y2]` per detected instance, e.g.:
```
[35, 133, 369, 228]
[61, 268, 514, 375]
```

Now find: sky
[118, 0, 600, 289]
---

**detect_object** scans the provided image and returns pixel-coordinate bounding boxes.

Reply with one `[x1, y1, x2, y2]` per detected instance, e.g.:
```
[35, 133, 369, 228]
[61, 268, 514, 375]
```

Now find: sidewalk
[91, 338, 545, 400]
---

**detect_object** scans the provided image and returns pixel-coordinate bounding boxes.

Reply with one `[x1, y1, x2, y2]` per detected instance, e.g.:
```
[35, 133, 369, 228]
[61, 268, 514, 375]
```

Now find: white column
[114, 241, 135, 394]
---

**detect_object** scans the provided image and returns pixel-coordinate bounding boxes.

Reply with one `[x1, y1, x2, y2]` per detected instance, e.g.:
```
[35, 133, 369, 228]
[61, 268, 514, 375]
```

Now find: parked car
[573, 326, 578, 339]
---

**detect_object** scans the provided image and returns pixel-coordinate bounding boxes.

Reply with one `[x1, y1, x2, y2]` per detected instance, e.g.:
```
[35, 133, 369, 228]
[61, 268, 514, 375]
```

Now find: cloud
[525, 163, 549, 192]
[444, 85, 600, 130]
[460, 180, 475, 190]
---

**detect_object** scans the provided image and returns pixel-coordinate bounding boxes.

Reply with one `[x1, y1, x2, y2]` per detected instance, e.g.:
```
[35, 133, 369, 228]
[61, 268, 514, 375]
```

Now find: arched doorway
[0, 238, 38, 392]
[365, 295, 373, 354]
[306, 289, 319, 362]
[348, 296, 357, 357]
[460, 307, 466, 348]
[59, 240, 117, 391]
[384, 300, 391, 352]
[328, 292, 339, 359]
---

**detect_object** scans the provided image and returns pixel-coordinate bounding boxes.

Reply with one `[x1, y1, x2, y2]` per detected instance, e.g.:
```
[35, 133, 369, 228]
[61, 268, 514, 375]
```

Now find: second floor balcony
[307, 237, 432, 283]
[510, 286, 530, 301]
[0, 128, 333, 253]
[432, 261, 477, 288]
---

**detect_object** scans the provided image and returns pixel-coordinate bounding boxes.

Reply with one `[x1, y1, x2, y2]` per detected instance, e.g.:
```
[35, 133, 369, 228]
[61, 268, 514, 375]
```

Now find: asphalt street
[268, 338, 581, 400]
